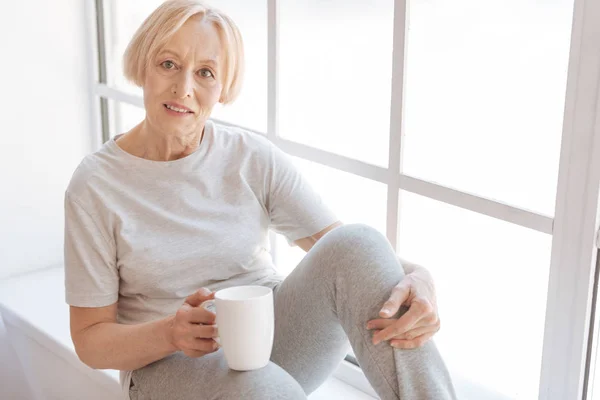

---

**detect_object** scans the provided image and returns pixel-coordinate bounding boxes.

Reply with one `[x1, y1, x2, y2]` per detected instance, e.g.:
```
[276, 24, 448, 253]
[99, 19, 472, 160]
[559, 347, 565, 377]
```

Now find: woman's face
[143, 17, 223, 136]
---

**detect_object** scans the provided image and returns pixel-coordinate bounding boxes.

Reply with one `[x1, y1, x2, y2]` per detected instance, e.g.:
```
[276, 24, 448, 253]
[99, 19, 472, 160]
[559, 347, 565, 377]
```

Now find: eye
[199, 68, 214, 78]
[161, 60, 176, 70]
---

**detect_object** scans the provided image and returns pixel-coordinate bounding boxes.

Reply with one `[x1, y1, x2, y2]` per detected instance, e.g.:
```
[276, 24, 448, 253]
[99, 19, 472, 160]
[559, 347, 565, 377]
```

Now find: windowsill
[0, 266, 376, 399]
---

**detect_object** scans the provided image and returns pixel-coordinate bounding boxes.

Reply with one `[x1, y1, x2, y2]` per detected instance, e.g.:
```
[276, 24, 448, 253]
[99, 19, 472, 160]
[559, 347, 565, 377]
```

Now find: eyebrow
[159, 49, 219, 66]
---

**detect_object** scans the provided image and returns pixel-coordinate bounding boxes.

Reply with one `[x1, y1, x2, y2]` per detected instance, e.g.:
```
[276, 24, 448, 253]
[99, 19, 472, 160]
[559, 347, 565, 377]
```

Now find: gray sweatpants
[129, 224, 456, 399]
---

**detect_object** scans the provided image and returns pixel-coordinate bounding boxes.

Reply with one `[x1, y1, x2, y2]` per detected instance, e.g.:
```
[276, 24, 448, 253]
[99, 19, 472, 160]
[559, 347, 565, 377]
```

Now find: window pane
[402, 0, 574, 215]
[209, 0, 267, 132]
[278, 1, 394, 166]
[107, 100, 145, 138]
[104, 0, 267, 132]
[275, 157, 387, 275]
[398, 191, 551, 399]
[104, 0, 162, 96]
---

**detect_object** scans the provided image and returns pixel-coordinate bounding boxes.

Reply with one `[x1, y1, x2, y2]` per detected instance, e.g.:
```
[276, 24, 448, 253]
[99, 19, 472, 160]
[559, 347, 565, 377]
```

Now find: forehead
[161, 17, 223, 63]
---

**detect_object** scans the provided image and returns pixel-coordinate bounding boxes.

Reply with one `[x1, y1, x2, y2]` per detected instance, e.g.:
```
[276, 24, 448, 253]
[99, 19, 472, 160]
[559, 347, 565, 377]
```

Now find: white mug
[202, 285, 274, 371]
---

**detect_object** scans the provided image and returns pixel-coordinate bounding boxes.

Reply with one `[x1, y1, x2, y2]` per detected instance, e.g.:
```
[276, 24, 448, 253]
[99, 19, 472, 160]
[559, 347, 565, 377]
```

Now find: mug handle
[200, 299, 220, 345]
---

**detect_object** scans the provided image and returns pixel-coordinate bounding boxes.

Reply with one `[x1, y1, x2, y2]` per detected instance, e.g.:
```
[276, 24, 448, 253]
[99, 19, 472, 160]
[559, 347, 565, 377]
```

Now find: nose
[172, 70, 194, 98]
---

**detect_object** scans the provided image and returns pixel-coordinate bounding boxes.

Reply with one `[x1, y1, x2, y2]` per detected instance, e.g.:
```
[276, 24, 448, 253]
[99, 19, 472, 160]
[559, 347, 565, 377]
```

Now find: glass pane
[278, 0, 394, 166]
[398, 191, 551, 399]
[104, 0, 267, 132]
[402, 0, 574, 215]
[208, 0, 267, 132]
[275, 157, 387, 275]
[107, 99, 146, 138]
[104, 0, 162, 96]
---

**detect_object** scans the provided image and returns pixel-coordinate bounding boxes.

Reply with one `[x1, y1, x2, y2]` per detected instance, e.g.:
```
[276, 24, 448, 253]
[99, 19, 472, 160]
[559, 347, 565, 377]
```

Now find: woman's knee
[223, 361, 307, 400]
[319, 224, 395, 262]
[323, 223, 388, 248]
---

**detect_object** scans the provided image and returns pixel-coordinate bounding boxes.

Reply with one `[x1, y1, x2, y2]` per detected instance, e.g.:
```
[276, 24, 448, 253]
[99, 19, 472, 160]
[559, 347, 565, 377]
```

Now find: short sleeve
[266, 143, 339, 245]
[64, 192, 119, 307]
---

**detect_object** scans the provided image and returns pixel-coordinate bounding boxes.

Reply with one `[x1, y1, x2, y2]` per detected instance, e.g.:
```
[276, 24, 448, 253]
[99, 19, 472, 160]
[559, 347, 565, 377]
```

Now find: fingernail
[366, 323, 371, 330]
[381, 308, 391, 315]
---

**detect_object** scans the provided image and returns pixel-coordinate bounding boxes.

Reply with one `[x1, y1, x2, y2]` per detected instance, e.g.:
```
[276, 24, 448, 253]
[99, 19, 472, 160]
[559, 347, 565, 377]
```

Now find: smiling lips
[164, 102, 194, 114]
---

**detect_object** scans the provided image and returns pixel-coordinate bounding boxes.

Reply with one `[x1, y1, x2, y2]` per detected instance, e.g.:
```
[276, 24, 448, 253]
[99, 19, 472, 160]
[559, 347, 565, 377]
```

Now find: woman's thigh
[269, 238, 357, 394]
[129, 351, 306, 400]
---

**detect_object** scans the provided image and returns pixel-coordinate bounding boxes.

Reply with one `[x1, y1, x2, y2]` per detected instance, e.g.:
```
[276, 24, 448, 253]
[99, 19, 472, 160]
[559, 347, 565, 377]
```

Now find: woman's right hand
[168, 288, 219, 358]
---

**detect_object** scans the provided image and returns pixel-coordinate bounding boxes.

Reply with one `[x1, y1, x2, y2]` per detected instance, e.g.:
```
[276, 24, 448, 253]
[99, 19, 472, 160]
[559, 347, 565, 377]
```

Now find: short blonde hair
[123, 0, 244, 104]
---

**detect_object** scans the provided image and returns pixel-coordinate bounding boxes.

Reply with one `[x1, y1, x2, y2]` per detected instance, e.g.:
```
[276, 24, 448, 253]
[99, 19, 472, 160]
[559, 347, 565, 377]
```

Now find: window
[402, 0, 573, 216]
[90, 0, 600, 399]
[106, 100, 145, 138]
[398, 191, 551, 398]
[278, 0, 394, 167]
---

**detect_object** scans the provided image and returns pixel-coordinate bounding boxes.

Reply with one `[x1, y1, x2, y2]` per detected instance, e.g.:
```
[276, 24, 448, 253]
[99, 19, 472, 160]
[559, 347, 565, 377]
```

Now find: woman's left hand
[367, 268, 440, 349]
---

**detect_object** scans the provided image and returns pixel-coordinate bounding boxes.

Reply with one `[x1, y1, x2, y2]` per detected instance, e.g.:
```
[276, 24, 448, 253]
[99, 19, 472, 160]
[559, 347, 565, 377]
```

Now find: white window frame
[539, 0, 600, 398]
[85, 0, 600, 398]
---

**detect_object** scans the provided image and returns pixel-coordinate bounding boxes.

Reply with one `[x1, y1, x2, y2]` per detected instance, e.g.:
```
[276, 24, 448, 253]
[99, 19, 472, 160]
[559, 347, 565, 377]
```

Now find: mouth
[163, 103, 194, 114]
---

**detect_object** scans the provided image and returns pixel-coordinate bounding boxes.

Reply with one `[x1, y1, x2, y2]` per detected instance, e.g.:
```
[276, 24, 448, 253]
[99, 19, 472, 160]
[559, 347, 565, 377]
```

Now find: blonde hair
[123, 0, 244, 104]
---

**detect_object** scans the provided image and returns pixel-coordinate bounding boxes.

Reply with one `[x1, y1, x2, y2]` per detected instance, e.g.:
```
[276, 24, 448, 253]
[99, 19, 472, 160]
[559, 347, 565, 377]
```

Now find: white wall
[0, 0, 93, 396]
[0, 0, 93, 280]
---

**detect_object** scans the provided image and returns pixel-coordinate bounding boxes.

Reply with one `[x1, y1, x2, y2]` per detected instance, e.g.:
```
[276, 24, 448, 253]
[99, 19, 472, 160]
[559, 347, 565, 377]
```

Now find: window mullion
[268, 0, 280, 262]
[85, 0, 104, 150]
[386, 0, 409, 251]
[539, 0, 600, 396]
[267, 0, 279, 142]
[94, 0, 110, 144]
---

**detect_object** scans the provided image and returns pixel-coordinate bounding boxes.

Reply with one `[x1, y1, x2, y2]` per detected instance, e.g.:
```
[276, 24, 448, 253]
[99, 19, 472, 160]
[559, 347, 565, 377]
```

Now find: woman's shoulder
[65, 144, 115, 204]
[64, 157, 97, 203]
[211, 120, 275, 156]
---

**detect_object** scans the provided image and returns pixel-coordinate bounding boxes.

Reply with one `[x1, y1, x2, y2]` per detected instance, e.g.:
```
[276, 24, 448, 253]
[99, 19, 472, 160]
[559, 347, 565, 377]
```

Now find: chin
[166, 121, 197, 133]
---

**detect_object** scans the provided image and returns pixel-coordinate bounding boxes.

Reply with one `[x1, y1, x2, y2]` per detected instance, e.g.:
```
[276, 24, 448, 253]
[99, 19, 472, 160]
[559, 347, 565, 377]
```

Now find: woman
[64, 1, 456, 399]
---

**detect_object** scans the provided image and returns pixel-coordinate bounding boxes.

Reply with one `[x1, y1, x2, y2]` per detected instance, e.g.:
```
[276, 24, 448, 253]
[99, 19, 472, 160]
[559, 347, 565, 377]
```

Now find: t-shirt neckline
[107, 120, 213, 168]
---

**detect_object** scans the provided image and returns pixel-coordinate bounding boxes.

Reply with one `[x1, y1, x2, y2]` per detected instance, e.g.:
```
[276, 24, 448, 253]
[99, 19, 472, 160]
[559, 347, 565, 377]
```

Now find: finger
[183, 349, 206, 358]
[182, 339, 219, 358]
[373, 301, 427, 344]
[190, 323, 219, 339]
[186, 307, 217, 324]
[178, 304, 216, 325]
[380, 282, 411, 318]
[395, 296, 434, 331]
[390, 331, 436, 349]
[185, 337, 219, 353]
[185, 288, 215, 307]
[366, 318, 395, 330]
[394, 320, 440, 340]
[392, 312, 438, 338]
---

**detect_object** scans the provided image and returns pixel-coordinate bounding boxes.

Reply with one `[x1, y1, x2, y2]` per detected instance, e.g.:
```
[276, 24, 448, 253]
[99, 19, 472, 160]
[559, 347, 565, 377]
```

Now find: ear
[218, 86, 227, 104]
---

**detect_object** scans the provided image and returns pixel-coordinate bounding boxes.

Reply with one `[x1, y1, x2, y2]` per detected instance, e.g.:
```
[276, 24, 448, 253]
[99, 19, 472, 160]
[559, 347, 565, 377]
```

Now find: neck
[121, 120, 205, 162]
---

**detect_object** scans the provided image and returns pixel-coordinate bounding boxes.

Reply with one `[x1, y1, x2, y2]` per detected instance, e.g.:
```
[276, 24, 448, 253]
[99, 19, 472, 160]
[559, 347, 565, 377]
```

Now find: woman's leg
[270, 223, 456, 400]
[129, 351, 306, 400]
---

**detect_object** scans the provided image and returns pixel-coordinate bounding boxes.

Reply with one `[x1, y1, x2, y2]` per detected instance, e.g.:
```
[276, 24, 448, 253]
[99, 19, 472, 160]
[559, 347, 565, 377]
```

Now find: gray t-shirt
[64, 120, 338, 326]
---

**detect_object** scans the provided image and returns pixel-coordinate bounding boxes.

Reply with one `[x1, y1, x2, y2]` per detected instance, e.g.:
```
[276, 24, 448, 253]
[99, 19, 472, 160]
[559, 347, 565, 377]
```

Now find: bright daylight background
[103, 0, 575, 398]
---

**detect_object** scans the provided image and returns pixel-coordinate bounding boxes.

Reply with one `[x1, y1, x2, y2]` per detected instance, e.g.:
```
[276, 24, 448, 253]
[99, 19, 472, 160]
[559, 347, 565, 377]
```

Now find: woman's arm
[70, 303, 176, 371]
[293, 221, 343, 252]
[70, 290, 219, 371]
